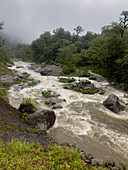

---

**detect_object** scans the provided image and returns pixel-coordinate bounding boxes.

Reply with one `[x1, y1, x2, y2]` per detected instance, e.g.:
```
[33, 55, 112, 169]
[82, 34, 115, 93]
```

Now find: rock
[6, 63, 12, 67]
[124, 94, 128, 98]
[40, 68, 52, 76]
[68, 78, 75, 83]
[98, 89, 105, 95]
[89, 77, 97, 80]
[49, 98, 65, 105]
[103, 94, 124, 113]
[25, 109, 56, 130]
[84, 86, 93, 90]
[81, 74, 90, 77]
[63, 85, 70, 89]
[35, 67, 42, 72]
[91, 159, 99, 166]
[52, 105, 62, 109]
[16, 66, 24, 68]
[0, 75, 14, 84]
[15, 72, 30, 79]
[88, 153, 93, 160]
[85, 159, 91, 164]
[18, 103, 36, 114]
[71, 83, 77, 88]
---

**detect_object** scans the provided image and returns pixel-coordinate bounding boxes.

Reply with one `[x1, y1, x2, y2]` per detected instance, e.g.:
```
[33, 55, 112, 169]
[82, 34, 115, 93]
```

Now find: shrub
[62, 67, 76, 75]
[45, 100, 51, 105]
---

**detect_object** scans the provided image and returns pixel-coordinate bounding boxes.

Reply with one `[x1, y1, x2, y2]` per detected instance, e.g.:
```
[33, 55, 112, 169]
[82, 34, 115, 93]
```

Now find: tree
[119, 11, 128, 37]
[119, 11, 128, 28]
[0, 22, 4, 30]
[74, 26, 84, 35]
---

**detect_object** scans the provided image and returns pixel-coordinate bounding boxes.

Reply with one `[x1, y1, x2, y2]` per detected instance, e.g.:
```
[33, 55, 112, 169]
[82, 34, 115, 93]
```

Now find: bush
[62, 67, 76, 75]
[45, 100, 51, 105]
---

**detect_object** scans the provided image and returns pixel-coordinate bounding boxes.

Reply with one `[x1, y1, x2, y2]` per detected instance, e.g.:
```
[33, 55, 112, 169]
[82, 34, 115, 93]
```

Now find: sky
[0, 0, 128, 44]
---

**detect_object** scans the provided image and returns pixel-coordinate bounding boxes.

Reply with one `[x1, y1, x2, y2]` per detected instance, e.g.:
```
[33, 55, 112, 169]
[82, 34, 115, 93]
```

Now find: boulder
[16, 66, 24, 68]
[103, 94, 124, 113]
[89, 76, 97, 80]
[52, 105, 62, 109]
[0, 75, 14, 84]
[98, 89, 105, 95]
[40, 68, 52, 76]
[15, 72, 30, 79]
[25, 109, 56, 130]
[18, 103, 36, 114]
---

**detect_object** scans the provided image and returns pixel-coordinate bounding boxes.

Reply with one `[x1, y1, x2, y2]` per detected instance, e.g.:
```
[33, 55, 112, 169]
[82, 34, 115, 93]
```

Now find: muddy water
[8, 61, 128, 165]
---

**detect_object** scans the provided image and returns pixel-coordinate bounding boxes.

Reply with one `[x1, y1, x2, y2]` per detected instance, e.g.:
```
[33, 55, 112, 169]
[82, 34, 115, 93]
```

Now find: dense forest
[7, 11, 128, 83]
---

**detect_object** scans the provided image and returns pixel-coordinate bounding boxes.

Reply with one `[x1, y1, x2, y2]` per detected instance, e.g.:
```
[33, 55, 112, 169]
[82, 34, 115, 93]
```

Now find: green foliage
[74, 26, 84, 35]
[0, 140, 97, 169]
[81, 89, 99, 94]
[59, 78, 76, 83]
[32, 128, 40, 134]
[22, 97, 37, 108]
[42, 90, 52, 98]
[20, 112, 28, 118]
[45, 100, 51, 105]
[62, 67, 76, 75]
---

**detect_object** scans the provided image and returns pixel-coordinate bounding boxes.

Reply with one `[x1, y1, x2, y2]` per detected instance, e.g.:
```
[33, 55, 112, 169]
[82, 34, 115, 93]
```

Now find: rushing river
[8, 61, 128, 165]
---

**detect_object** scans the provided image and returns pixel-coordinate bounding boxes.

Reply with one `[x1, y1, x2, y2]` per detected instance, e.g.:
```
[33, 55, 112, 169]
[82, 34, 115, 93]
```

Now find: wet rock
[40, 68, 52, 76]
[49, 98, 66, 105]
[6, 63, 12, 67]
[89, 76, 97, 80]
[124, 94, 128, 98]
[81, 74, 90, 77]
[67, 78, 76, 83]
[91, 159, 99, 166]
[85, 159, 91, 164]
[71, 82, 77, 88]
[25, 109, 56, 130]
[18, 103, 36, 114]
[98, 89, 105, 95]
[103, 94, 124, 113]
[35, 67, 42, 72]
[16, 66, 24, 68]
[15, 72, 30, 79]
[0, 75, 14, 84]
[52, 105, 62, 109]
[88, 153, 93, 160]
[63, 85, 70, 89]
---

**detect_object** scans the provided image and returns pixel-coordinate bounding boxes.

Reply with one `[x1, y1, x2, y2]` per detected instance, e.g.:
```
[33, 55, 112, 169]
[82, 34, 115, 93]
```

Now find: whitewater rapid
[8, 61, 128, 165]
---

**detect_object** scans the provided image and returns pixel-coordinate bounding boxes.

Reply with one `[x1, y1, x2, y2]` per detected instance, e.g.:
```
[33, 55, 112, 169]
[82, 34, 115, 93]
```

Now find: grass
[22, 97, 37, 109]
[59, 78, 75, 83]
[45, 100, 51, 105]
[81, 89, 99, 94]
[0, 139, 99, 170]
[42, 90, 52, 98]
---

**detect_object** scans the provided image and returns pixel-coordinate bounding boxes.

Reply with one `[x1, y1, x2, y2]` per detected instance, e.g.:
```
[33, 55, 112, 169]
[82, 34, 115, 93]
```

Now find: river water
[8, 61, 128, 165]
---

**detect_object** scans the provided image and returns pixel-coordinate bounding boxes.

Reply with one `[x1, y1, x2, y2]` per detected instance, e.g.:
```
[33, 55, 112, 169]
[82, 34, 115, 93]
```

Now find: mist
[0, 0, 128, 44]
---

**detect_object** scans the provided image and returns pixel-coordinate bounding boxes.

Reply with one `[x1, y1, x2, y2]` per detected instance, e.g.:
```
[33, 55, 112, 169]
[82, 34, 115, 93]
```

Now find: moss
[81, 89, 99, 94]
[42, 91, 52, 98]
[45, 100, 51, 105]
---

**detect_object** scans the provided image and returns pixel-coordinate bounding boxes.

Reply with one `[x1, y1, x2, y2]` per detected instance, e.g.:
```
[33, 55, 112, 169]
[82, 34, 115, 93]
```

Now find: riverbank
[0, 60, 128, 169]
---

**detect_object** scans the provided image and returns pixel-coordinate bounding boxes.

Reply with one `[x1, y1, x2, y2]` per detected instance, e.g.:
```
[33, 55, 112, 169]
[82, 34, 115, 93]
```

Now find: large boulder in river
[18, 103, 36, 114]
[103, 94, 124, 113]
[25, 109, 56, 130]
[40, 68, 52, 76]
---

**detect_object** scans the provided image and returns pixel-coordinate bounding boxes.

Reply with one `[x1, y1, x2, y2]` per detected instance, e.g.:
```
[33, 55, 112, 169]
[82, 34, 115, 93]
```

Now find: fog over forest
[0, 0, 128, 43]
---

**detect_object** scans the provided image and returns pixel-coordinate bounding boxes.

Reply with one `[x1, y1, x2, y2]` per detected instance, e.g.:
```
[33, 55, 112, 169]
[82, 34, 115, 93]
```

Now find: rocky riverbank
[0, 60, 128, 169]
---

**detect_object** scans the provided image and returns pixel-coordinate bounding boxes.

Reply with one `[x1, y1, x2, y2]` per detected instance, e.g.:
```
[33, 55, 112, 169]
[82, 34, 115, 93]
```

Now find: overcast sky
[0, 0, 128, 44]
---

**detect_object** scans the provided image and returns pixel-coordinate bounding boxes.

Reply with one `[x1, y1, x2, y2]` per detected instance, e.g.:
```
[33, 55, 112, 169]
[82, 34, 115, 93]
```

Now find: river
[8, 61, 128, 165]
